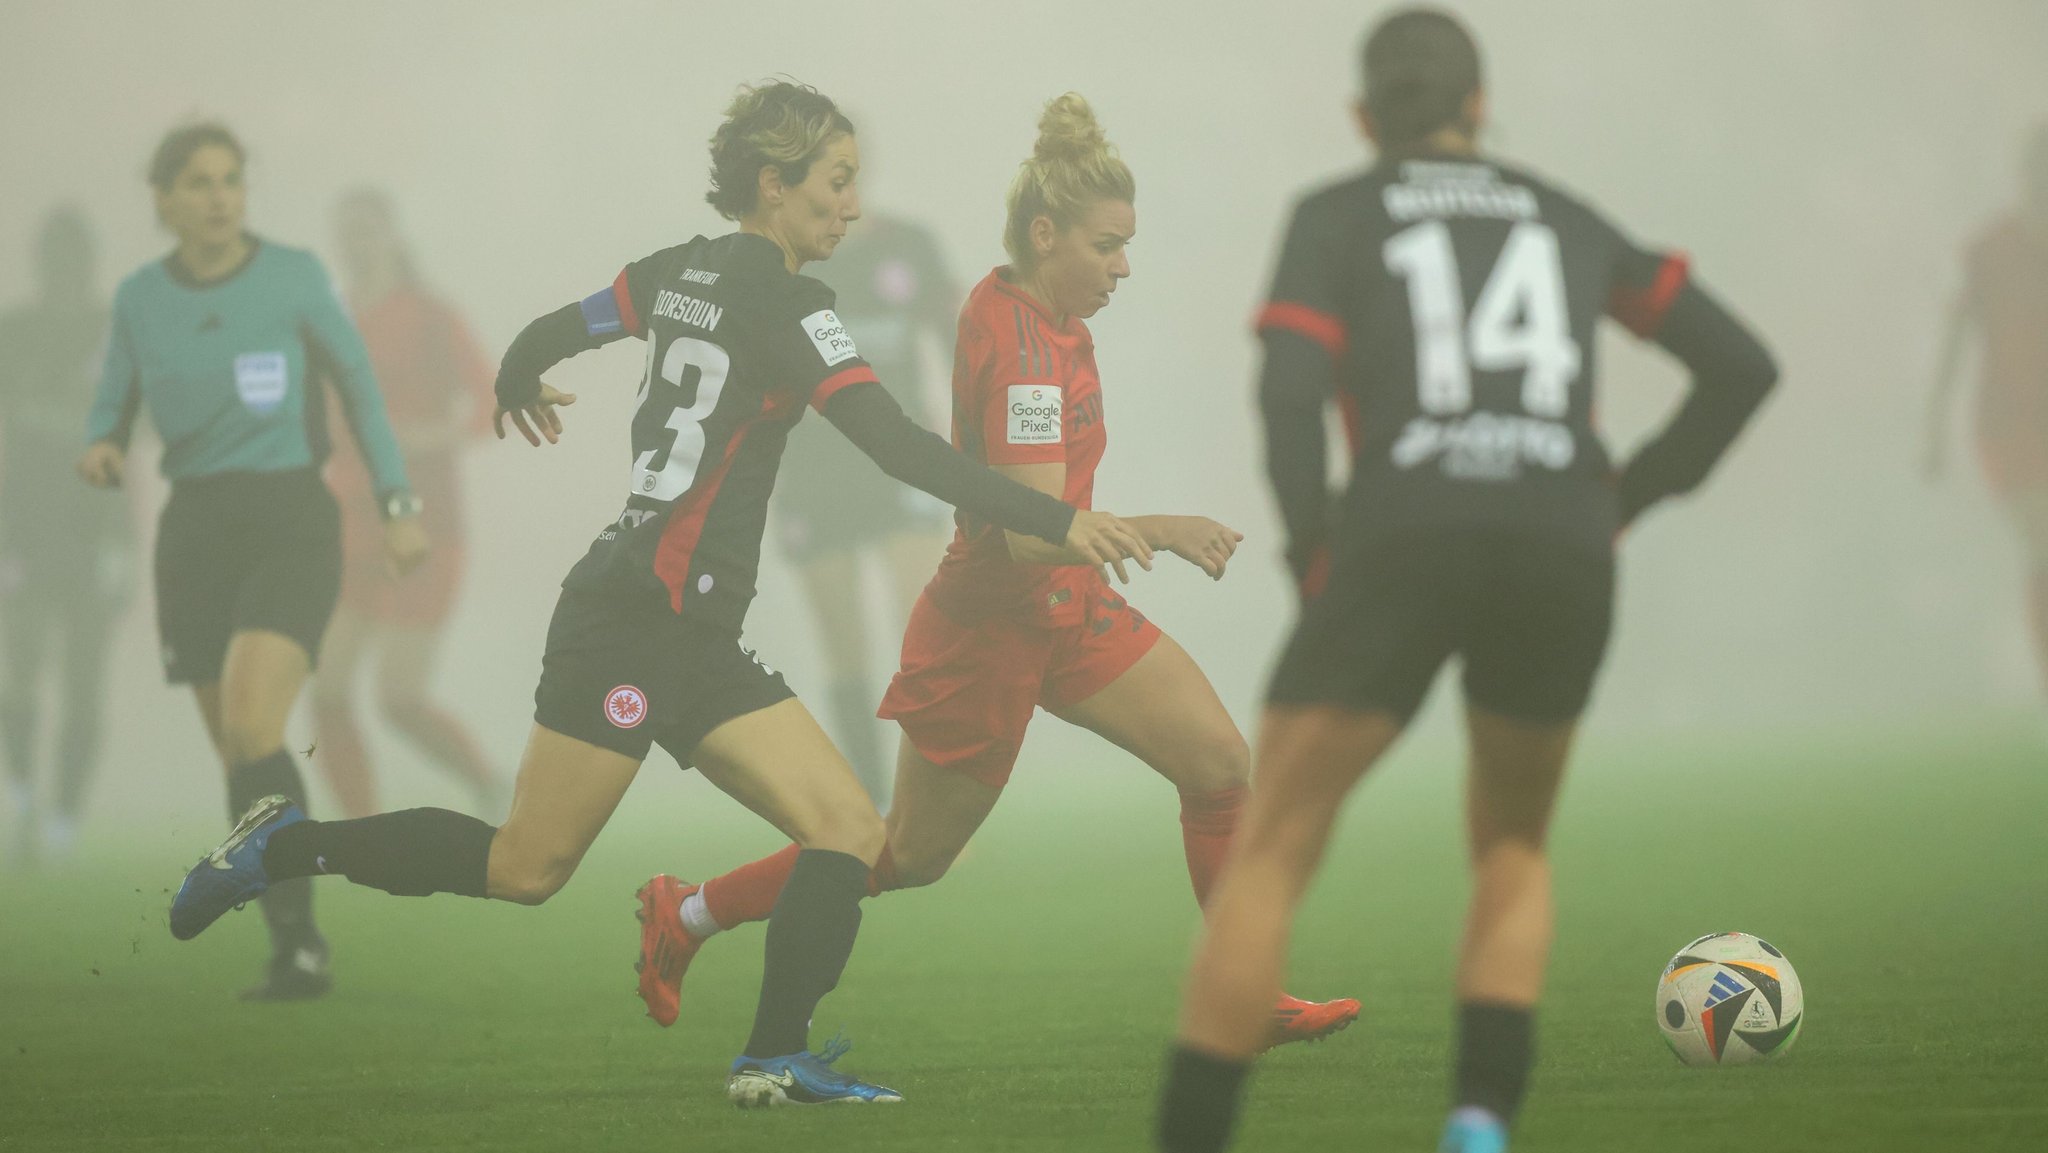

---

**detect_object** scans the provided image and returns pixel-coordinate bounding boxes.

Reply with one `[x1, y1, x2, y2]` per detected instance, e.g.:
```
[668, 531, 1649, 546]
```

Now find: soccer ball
[1654, 931, 1803, 1066]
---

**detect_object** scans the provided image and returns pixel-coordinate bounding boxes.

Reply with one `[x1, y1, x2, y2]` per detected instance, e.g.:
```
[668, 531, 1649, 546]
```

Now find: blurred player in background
[82, 123, 428, 1000]
[774, 205, 958, 803]
[639, 93, 1359, 1049]
[315, 188, 504, 819]
[164, 82, 1151, 1106]
[1156, 11, 1777, 1153]
[1926, 122, 2048, 702]
[0, 208, 134, 867]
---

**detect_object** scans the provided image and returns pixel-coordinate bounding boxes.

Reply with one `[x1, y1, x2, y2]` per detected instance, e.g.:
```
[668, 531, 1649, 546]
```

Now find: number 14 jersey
[1258, 156, 1687, 547]
[562, 232, 879, 628]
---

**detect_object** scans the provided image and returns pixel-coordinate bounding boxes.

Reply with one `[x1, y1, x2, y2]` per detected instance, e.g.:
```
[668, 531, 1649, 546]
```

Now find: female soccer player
[636, 94, 1359, 1049]
[80, 123, 428, 999]
[0, 209, 134, 867]
[166, 82, 1150, 1106]
[1156, 12, 1777, 1153]
[314, 188, 503, 819]
[1926, 123, 2048, 702]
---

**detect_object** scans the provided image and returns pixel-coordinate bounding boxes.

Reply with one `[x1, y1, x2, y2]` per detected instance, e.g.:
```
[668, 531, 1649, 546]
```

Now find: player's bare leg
[1054, 637, 1362, 1045]
[310, 605, 376, 818]
[485, 727, 641, 904]
[1442, 706, 1575, 1145]
[1160, 705, 1399, 1153]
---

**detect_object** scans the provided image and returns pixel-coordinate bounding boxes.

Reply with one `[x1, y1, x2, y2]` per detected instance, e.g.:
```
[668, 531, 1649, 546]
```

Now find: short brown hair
[148, 122, 245, 192]
[705, 82, 855, 221]
[1360, 8, 1483, 148]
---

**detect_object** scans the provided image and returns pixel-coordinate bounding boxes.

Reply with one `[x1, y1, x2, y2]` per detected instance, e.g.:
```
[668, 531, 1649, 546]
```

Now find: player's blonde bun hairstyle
[706, 80, 856, 221]
[1003, 93, 1136, 270]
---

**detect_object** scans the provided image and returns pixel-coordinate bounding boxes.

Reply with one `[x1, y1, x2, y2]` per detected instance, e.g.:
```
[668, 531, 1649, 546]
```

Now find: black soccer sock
[1156, 1044, 1252, 1153]
[826, 677, 886, 804]
[1453, 1001, 1535, 1124]
[262, 808, 496, 898]
[227, 750, 319, 951]
[743, 849, 869, 1059]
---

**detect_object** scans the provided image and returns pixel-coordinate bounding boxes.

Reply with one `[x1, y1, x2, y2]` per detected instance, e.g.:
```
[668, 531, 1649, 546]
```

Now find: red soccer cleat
[1267, 993, 1362, 1049]
[634, 874, 705, 1028]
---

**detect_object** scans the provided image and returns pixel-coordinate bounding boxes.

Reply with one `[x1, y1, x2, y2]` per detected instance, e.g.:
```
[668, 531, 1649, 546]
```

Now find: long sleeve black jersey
[1257, 154, 1774, 575]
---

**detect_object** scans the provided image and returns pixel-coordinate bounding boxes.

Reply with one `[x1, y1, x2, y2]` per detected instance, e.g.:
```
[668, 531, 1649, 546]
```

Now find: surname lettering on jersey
[1383, 162, 1539, 223]
[652, 289, 723, 331]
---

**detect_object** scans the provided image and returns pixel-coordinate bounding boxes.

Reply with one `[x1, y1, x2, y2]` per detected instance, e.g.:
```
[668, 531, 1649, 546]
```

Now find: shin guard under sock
[743, 849, 869, 1058]
[263, 808, 495, 898]
[1454, 1001, 1535, 1124]
[1179, 786, 1247, 907]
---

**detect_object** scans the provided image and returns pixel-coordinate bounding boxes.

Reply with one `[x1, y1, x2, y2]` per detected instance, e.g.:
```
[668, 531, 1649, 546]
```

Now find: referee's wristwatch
[380, 491, 424, 521]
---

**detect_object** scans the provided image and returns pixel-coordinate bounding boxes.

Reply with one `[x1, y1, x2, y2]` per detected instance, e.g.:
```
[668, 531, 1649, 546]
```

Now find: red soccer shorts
[878, 579, 1162, 788]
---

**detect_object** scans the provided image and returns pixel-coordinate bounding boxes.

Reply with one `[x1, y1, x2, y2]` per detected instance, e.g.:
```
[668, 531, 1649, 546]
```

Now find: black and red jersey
[561, 232, 877, 629]
[1259, 155, 1687, 547]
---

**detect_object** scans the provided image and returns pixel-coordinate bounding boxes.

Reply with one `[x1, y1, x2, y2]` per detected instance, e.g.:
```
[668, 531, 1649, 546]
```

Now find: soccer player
[0, 208, 135, 867]
[80, 123, 429, 999]
[1154, 11, 1778, 1153]
[1926, 123, 2048, 696]
[772, 207, 958, 803]
[313, 188, 504, 819]
[636, 94, 1361, 1049]
[164, 81, 1151, 1106]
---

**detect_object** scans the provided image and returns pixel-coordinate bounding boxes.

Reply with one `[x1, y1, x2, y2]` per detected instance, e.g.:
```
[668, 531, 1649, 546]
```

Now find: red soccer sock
[1179, 785, 1248, 907]
[700, 842, 902, 932]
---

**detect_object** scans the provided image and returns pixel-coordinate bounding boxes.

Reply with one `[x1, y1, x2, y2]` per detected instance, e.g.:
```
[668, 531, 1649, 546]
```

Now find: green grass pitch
[4, 721, 2045, 1151]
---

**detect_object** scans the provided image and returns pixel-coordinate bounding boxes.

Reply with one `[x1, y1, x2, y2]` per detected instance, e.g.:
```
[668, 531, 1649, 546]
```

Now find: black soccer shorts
[532, 587, 795, 764]
[1267, 527, 1615, 724]
[153, 469, 342, 685]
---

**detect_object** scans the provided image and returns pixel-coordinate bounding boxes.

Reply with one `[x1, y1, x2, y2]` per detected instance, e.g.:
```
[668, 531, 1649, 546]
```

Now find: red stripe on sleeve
[612, 268, 644, 338]
[1610, 253, 1690, 338]
[809, 365, 880, 414]
[1255, 301, 1348, 360]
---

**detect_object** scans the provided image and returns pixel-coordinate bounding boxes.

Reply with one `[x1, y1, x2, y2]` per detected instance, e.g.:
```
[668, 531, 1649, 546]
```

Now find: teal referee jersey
[86, 237, 410, 501]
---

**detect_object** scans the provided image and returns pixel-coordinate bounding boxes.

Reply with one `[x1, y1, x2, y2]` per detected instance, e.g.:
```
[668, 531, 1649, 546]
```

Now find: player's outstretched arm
[1614, 280, 1778, 528]
[1122, 516, 1244, 580]
[822, 380, 1152, 579]
[492, 302, 609, 446]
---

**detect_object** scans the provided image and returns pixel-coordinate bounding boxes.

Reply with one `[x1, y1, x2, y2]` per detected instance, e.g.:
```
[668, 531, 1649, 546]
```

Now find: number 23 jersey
[563, 232, 879, 628]
[1258, 156, 1688, 547]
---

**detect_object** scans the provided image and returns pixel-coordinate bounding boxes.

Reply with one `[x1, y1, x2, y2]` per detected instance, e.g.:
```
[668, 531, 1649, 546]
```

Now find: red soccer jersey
[1966, 217, 2048, 444]
[925, 267, 1107, 627]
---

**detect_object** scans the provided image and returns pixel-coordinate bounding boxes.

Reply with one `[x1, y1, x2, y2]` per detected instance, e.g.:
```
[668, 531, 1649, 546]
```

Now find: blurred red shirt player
[317, 190, 503, 819]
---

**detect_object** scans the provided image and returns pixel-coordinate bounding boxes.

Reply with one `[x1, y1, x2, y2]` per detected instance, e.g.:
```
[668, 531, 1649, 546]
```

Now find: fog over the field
[1, 0, 2044, 827]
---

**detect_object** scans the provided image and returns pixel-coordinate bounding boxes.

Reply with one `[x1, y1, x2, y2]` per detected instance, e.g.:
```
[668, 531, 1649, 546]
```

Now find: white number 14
[1382, 220, 1581, 418]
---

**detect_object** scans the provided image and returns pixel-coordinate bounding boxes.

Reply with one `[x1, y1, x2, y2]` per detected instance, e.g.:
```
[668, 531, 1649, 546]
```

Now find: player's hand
[1064, 510, 1153, 584]
[1157, 516, 1244, 580]
[76, 441, 125, 488]
[383, 515, 431, 577]
[494, 381, 578, 447]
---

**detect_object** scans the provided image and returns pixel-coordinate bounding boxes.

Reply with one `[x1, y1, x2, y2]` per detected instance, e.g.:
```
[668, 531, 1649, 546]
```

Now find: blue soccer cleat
[1438, 1107, 1509, 1153]
[726, 1035, 903, 1107]
[169, 794, 303, 941]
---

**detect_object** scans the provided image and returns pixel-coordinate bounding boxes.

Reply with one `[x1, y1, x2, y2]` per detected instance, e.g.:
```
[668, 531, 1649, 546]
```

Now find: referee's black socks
[1454, 1001, 1535, 1126]
[263, 807, 495, 899]
[1157, 1044, 1251, 1153]
[227, 749, 319, 950]
[743, 849, 869, 1059]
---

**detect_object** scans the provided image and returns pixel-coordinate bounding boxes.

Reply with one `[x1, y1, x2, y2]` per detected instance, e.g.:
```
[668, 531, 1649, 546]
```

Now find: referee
[80, 123, 427, 1000]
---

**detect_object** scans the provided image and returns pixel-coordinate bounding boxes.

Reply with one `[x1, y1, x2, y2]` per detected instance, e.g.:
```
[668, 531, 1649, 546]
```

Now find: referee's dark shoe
[240, 936, 333, 1002]
[169, 794, 300, 941]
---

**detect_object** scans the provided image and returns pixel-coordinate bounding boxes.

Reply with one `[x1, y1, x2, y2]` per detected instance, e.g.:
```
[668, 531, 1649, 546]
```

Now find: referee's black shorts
[153, 469, 342, 685]
[1267, 528, 1614, 724]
